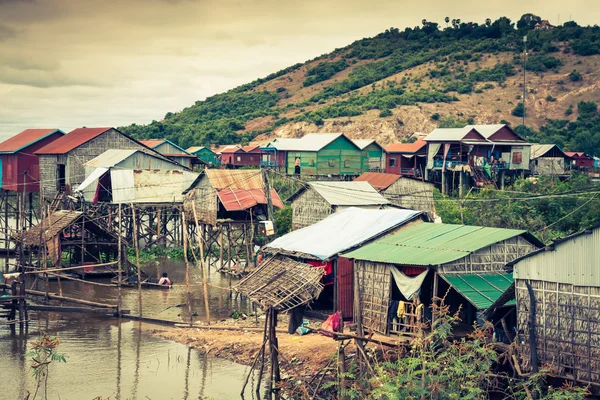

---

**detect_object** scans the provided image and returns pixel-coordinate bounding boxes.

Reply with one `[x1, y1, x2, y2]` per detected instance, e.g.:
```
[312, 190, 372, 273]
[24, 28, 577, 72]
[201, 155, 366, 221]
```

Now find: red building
[239, 145, 261, 167]
[385, 139, 427, 176]
[217, 145, 262, 168]
[565, 152, 595, 169]
[0, 129, 65, 192]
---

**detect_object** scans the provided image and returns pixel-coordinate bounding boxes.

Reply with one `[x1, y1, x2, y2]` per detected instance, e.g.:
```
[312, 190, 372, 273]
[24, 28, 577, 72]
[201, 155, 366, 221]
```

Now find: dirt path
[153, 318, 342, 377]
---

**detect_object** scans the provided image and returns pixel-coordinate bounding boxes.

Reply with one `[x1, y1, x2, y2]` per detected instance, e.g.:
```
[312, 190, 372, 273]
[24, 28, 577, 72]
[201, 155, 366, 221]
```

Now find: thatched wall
[383, 178, 436, 218]
[531, 157, 566, 176]
[355, 260, 391, 335]
[439, 236, 538, 274]
[183, 176, 218, 225]
[516, 279, 600, 383]
[291, 188, 332, 230]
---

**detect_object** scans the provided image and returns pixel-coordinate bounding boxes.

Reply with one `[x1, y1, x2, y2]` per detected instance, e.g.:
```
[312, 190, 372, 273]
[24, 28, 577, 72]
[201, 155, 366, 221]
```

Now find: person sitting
[158, 272, 171, 285]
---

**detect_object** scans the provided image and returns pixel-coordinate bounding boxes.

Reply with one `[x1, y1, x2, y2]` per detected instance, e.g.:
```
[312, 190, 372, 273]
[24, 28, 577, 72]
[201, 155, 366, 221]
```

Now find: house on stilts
[262, 207, 424, 318]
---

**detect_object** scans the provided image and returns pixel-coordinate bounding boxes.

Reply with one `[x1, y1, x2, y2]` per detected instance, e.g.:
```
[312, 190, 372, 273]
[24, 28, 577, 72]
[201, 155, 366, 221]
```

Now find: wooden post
[131, 204, 142, 317]
[218, 226, 223, 271]
[269, 307, 281, 399]
[117, 203, 123, 316]
[4, 191, 9, 272]
[182, 212, 193, 327]
[80, 215, 85, 280]
[441, 171, 446, 195]
[432, 270, 439, 327]
[459, 171, 464, 198]
[262, 168, 275, 231]
[191, 202, 210, 325]
[338, 310, 346, 397]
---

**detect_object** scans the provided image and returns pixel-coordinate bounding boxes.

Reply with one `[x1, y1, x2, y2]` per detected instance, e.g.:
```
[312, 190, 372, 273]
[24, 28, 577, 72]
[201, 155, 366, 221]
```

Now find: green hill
[120, 14, 600, 156]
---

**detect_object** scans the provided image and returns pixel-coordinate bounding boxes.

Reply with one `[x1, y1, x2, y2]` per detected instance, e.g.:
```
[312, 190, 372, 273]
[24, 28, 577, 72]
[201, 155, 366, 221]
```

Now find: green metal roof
[343, 223, 530, 266]
[440, 273, 515, 310]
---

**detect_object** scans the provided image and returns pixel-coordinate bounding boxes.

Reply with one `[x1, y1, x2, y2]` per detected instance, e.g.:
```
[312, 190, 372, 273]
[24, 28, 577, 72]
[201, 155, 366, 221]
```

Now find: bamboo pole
[131, 204, 142, 317]
[182, 211, 193, 327]
[117, 203, 123, 316]
[23, 261, 118, 275]
[191, 202, 210, 325]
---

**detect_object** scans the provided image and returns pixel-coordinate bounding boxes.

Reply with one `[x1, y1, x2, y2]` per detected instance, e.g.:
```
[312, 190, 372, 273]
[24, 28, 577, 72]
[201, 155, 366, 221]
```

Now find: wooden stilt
[182, 211, 193, 327]
[131, 204, 142, 317]
[191, 203, 210, 325]
[117, 203, 123, 316]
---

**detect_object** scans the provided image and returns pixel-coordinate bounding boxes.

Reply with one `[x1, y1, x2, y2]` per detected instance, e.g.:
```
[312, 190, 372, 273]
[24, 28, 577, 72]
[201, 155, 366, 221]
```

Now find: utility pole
[523, 35, 527, 128]
[262, 168, 275, 233]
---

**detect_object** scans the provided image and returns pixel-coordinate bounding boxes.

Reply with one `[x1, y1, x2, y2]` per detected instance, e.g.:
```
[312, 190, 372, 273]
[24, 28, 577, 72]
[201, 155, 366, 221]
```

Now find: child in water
[158, 272, 171, 285]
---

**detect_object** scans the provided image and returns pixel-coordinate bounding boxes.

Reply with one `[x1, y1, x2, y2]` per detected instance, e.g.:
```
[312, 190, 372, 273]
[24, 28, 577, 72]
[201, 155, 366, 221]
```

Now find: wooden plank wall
[356, 260, 391, 335]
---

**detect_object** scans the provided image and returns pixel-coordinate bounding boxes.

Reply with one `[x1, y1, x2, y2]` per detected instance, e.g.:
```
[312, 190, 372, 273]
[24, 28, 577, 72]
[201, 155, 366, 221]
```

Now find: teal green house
[186, 146, 216, 165]
[352, 139, 384, 172]
[264, 133, 367, 176]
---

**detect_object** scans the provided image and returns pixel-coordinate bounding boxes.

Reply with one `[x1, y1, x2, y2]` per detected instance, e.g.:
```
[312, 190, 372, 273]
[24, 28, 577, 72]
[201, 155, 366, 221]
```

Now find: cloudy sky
[0, 0, 598, 139]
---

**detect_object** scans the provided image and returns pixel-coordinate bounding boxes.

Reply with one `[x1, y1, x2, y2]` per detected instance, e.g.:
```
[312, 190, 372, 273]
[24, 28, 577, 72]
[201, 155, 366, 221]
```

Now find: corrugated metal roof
[205, 169, 264, 190]
[214, 145, 240, 154]
[241, 145, 260, 153]
[344, 223, 531, 266]
[309, 181, 390, 206]
[217, 189, 284, 211]
[424, 127, 472, 142]
[440, 273, 514, 310]
[385, 139, 427, 154]
[0, 129, 64, 154]
[354, 172, 400, 190]
[265, 207, 422, 260]
[268, 133, 346, 151]
[85, 149, 138, 168]
[352, 139, 379, 150]
[513, 226, 600, 287]
[463, 124, 506, 139]
[35, 127, 112, 155]
[187, 146, 213, 154]
[531, 144, 560, 159]
[139, 139, 165, 148]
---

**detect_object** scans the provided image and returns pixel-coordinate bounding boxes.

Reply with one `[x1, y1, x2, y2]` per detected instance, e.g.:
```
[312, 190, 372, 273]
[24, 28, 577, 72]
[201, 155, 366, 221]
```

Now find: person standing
[294, 157, 301, 177]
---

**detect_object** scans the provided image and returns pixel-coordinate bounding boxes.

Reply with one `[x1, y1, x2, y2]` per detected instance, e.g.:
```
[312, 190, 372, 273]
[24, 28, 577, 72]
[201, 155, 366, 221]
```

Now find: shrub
[565, 107, 573, 115]
[431, 112, 440, 121]
[512, 102, 526, 117]
[546, 95, 556, 102]
[569, 70, 582, 82]
[379, 109, 393, 117]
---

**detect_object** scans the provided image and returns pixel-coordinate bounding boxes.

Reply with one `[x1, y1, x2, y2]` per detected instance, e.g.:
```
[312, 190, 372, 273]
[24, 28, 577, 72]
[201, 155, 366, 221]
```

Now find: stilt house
[509, 225, 600, 384]
[186, 146, 217, 165]
[35, 127, 161, 198]
[139, 139, 198, 169]
[529, 144, 570, 176]
[565, 151, 594, 169]
[343, 223, 543, 336]
[263, 207, 424, 318]
[288, 181, 391, 230]
[385, 139, 427, 177]
[0, 129, 65, 192]
[351, 139, 384, 172]
[354, 172, 438, 220]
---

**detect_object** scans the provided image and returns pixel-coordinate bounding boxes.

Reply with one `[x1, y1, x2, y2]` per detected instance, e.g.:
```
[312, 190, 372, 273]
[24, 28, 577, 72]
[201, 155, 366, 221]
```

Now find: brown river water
[0, 260, 263, 399]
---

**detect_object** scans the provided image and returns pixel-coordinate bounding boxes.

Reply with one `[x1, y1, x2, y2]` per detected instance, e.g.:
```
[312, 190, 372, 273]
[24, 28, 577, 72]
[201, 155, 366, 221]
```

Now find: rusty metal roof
[35, 127, 113, 155]
[217, 189, 284, 211]
[205, 169, 264, 190]
[0, 129, 65, 154]
[241, 145, 260, 153]
[385, 139, 427, 154]
[354, 172, 401, 190]
[139, 139, 165, 148]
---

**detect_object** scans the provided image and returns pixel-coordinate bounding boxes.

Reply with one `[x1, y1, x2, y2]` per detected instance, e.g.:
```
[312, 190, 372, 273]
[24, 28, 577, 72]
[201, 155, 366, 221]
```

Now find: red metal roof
[385, 139, 427, 154]
[217, 189, 284, 211]
[220, 146, 242, 154]
[139, 139, 165, 148]
[35, 127, 112, 155]
[354, 172, 401, 190]
[241, 145, 260, 153]
[0, 129, 64, 154]
[565, 151, 591, 158]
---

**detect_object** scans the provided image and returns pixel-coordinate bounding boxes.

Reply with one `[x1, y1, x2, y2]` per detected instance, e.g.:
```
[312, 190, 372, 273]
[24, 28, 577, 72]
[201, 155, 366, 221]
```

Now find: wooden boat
[111, 277, 172, 290]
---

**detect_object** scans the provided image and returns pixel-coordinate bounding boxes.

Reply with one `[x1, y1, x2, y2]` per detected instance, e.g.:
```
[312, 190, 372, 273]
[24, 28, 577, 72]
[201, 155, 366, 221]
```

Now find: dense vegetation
[119, 14, 600, 153]
[435, 173, 600, 243]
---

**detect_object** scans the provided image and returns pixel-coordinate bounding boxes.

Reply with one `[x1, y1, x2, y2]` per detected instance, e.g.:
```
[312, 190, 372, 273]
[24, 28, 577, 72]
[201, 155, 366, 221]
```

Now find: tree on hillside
[517, 13, 542, 30]
[445, 16, 450, 27]
[485, 18, 492, 27]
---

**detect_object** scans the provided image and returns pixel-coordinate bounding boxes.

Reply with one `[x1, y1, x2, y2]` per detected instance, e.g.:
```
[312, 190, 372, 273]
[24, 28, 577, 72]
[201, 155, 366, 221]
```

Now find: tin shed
[510, 226, 600, 384]
[140, 139, 198, 169]
[288, 181, 391, 230]
[0, 129, 65, 192]
[344, 223, 543, 336]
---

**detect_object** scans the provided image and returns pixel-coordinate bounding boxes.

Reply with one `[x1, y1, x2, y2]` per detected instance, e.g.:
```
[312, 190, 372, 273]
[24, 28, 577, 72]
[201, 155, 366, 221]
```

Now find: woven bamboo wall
[383, 178, 436, 218]
[439, 236, 538, 273]
[183, 177, 217, 225]
[356, 260, 391, 335]
[516, 279, 600, 383]
[291, 188, 332, 230]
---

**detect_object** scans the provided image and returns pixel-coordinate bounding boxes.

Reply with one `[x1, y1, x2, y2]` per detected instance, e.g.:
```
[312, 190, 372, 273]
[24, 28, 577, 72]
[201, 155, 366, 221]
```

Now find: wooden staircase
[471, 165, 498, 189]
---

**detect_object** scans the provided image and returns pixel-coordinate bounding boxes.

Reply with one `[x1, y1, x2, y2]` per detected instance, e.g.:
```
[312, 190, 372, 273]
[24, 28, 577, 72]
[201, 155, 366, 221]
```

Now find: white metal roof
[267, 133, 344, 151]
[85, 149, 138, 168]
[352, 139, 377, 150]
[265, 207, 422, 260]
[75, 167, 109, 201]
[464, 124, 506, 139]
[309, 181, 390, 206]
[531, 144, 558, 159]
[424, 127, 472, 142]
[111, 169, 199, 203]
